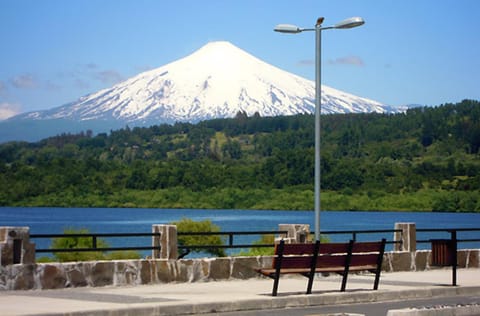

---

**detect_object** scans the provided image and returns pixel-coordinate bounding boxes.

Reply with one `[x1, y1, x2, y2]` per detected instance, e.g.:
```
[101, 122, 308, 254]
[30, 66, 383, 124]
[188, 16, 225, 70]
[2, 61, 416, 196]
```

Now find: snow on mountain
[16, 41, 392, 125]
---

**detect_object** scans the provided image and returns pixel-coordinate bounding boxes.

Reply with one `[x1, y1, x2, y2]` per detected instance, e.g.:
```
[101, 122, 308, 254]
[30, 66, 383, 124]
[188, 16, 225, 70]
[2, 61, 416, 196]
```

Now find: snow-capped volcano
[17, 41, 391, 125]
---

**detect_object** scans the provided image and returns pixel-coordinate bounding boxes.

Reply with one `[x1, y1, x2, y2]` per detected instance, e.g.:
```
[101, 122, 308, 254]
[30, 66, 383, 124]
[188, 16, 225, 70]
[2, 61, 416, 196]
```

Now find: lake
[1, 207, 479, 255]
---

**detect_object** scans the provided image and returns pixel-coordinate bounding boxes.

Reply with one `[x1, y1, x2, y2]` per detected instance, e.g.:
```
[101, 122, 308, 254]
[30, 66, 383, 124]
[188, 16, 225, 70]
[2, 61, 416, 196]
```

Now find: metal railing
[30, 232, 161, 254]
[416, 228, 480, 245]
[415, 228, 480, 286]
[318, 229, 402, 247]
[176, 229, 402, 252]
[30, 227, 480, 258]
[177, 230, 289, 251]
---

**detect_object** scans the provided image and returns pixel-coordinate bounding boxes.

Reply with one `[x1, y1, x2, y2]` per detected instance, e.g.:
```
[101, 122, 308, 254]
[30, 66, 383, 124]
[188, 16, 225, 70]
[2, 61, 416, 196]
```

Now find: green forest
[1, 99, 480, 212]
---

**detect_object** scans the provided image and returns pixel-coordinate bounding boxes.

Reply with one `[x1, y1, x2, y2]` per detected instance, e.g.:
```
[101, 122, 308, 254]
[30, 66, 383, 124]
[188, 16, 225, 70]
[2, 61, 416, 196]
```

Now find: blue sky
[1, 0, 479, 119]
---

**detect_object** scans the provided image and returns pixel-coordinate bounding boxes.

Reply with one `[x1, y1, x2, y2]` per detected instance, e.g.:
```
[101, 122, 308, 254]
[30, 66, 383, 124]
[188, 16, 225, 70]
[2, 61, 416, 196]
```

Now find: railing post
[394, 222, 416, 252]
[152, 225, 176, 259]
[278, 224, 310, 243]
[451, 230, 457, 286]
[0, 227, 36, 265]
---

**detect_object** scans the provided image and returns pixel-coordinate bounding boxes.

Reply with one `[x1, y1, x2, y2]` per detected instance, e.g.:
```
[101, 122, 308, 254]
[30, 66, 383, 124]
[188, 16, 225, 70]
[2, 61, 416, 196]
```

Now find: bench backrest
[349, 239, 386, 268]
[273, 240, 320, 269]
[274, 239, 386, 270]
[315, 241, 352, 268]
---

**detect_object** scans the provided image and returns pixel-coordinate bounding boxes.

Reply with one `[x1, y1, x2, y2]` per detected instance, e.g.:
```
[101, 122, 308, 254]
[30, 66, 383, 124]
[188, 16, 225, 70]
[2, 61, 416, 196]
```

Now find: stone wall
[1, 249, 479, 291]
[1, 223, 479, 291]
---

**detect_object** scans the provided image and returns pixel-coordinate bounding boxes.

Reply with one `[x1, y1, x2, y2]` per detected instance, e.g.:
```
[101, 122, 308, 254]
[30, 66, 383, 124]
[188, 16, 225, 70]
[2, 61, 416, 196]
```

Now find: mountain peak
[198, 40, 237, 50]
[5, 41, 394, 142]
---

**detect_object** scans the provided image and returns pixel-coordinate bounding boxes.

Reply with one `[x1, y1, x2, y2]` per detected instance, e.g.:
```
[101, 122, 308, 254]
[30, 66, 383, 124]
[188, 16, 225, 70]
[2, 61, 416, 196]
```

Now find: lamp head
[274, 24, 302, 33]
[334, 17, 365, 29]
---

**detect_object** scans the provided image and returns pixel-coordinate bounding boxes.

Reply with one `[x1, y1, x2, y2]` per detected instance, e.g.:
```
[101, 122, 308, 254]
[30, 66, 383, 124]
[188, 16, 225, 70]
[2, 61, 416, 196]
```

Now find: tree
[49, 228, 140, 262]
[171, 218, 226, 257]
[50, 228, 108, 262]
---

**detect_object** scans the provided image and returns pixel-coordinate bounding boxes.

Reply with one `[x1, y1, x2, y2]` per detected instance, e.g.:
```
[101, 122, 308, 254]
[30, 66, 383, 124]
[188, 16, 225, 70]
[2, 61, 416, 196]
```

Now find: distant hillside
[1, 100, 479, 212]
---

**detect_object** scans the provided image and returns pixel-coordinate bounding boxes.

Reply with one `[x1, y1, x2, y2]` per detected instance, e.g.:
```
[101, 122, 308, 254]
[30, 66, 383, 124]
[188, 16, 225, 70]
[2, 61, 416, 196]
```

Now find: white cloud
[0, 81, 6, 94]
[328, 56, 365, 67]
[94, 70, 124, 84]
[0, 102, 21, 120]
[10, 74, 38, 89]
[69, 64, 124, 86]
[297, 59, 315, 66]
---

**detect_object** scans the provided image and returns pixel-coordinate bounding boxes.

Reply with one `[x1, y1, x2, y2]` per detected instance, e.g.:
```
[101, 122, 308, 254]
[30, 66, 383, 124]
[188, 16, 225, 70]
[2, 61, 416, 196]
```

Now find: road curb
[13, 286, 480, 316]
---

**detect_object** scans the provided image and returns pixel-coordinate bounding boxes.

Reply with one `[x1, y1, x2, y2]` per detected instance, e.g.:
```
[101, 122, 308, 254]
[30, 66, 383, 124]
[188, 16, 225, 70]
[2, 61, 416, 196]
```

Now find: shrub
[49, 228, 141, 262]
[171, 218, 226, 257]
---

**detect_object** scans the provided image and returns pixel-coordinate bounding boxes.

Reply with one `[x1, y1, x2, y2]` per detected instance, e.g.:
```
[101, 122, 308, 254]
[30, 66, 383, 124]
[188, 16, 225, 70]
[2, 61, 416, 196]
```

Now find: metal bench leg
[373, 270, 381, 290]
[307, 241, 320, 294]
[272, 274, 280, 296]
[374, 238, 386, 290]
[340, 273, 348, 292]
[306, 273, 315, 294]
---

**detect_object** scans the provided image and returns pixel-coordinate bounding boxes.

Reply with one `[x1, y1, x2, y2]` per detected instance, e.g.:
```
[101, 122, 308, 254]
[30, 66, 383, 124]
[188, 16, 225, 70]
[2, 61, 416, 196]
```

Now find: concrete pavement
[0, 268, 479, 316]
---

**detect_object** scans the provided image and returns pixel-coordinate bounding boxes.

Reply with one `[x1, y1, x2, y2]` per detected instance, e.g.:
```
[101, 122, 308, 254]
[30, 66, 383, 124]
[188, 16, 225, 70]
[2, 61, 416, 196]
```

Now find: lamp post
[274, 17, 365, 241]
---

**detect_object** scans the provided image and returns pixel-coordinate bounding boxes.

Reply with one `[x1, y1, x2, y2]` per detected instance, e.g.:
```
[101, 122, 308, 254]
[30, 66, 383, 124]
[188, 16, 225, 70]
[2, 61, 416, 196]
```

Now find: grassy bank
[15, 187, 479, 212]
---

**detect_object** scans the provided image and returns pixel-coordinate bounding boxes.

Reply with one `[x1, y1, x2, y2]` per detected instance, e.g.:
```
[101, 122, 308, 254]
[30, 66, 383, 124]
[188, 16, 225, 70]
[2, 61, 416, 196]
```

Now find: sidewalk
[1, 268, 479, 316]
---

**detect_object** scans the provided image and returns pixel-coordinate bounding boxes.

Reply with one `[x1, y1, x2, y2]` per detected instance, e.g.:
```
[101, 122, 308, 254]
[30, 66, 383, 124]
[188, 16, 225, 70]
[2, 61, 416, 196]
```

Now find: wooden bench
[255, 238, 386, 296]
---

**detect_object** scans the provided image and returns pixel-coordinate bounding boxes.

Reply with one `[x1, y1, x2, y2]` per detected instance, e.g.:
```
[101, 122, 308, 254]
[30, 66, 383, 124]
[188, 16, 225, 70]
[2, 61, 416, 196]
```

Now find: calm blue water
[1, 207, 479, 255]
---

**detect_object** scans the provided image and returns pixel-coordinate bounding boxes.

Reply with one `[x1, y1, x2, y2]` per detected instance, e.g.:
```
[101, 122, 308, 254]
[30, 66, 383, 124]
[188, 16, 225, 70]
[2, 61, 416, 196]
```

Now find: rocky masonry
[0, 224, 479, 291]
[1, 249, 479, 290]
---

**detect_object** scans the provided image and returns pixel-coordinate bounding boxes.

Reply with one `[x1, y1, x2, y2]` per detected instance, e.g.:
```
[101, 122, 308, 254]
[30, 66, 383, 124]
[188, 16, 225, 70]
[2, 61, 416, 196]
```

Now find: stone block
[140, 260, 153, 284]
[207, 258, 231, 280]
[0, 244, 11, 266]
[111, 261, 137, 286]
[152, 225, 178, 259]
[172, 259, 194, 282]
[414, 250, 429, 271]
[231, 256, 259, 279]
[90, 261, 114, 286]
[457, 250, 468, 267]
[11, 264, 35, 290]
[0, 227, 36, 266]
[389, 251, 413, 272]
[469, 249, 479, 268]
[154, 260, 176, 283]
[394, 223, 416, 252]
[185, 259, 209, 282]
[278, 224, 310, 243]
[40, 264, 67, 289]
[66, 264, 88, 287]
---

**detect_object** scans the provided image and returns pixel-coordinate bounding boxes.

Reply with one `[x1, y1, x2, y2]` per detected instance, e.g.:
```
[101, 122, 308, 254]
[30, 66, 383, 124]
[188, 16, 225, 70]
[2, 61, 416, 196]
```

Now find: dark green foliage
[1, 100, 480, 212]
[49, 228, 141, 262]
[171, 218, 226, 257]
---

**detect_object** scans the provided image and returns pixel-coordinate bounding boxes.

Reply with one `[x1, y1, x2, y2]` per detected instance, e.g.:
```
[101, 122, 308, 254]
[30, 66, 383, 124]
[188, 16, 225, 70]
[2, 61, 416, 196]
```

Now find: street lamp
[274, 17, 365, 241]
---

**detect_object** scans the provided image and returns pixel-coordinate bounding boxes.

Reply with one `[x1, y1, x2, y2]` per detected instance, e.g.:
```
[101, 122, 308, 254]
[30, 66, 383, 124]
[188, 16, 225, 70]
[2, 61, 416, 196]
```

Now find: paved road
[203, 295, 480, 315]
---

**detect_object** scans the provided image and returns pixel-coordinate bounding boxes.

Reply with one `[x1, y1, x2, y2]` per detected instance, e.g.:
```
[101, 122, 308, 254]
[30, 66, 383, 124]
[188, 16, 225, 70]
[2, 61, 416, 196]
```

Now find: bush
[50, 228, 107, 262]
[171, 218, 226, 257]
[49, 228, 141, 262]
[236, 234, 276, 256]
